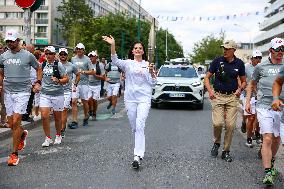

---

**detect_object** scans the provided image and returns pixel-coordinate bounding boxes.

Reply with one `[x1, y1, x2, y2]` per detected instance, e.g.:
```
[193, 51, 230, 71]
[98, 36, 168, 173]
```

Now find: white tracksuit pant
[125, 101, 151, 158]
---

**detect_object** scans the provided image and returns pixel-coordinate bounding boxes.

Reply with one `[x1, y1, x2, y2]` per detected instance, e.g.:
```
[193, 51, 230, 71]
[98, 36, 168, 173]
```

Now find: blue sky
[137, 0, 269, 55]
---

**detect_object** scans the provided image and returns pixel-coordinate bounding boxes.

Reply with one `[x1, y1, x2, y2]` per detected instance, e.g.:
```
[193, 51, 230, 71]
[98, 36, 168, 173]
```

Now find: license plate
[169, 93, 185, 97]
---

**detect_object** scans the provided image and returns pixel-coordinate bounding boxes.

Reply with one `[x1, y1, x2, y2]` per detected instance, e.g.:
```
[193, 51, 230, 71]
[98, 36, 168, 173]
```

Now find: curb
[0, 98, 108, 140]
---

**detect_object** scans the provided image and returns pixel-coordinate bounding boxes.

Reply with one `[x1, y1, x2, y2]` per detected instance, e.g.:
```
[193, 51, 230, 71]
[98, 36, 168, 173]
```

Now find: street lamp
[233, 23, 253, 50]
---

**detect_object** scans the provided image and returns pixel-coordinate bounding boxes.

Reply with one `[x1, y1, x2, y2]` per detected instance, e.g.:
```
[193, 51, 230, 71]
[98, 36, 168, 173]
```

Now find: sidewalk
[0, 97, 108, 140]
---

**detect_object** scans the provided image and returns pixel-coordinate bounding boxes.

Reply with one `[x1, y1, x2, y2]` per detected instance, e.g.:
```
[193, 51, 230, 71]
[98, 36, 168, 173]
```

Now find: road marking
[34, 146, 72, 155]
[96, 114, 113, 120]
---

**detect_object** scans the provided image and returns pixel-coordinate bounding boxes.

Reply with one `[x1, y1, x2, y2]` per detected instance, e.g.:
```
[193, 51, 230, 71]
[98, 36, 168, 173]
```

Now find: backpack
[42, 61, 61, 79]
[105, 63, 122, 73]
[95, 62, 101, 75]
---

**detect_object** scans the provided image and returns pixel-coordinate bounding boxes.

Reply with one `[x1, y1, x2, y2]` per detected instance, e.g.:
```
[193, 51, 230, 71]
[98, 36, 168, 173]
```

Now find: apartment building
[0, 0, 153, 45]
[0, 0, 61, 45]
[254, 0, 284, 58]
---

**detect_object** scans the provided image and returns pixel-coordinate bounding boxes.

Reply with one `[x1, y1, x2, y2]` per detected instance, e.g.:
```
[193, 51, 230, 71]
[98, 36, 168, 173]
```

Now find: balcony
[254, 23, 284, 43]
[35, 19, 48, 24]
[259, 11, 284, 31]
[36, 6, 48, 11]
[264, 0, 284, 17]
[35, 32, 47, 38]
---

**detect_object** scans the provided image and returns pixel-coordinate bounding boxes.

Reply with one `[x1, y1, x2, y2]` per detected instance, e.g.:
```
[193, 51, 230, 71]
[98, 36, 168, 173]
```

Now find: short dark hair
[127, 41, 147, 61]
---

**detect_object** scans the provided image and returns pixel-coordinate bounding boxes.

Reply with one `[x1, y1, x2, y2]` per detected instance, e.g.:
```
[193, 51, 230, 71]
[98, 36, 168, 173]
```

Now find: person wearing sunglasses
[40, 46, 69, 147]
[102, 35, 157, 169]
[240, 50, 263, 148]
[58, 48, 80, 138]
[204, 40, 246, 162]
[0, 30, 42, 166]
[69, 43, 92, 128]
[246, 37, 284, 186]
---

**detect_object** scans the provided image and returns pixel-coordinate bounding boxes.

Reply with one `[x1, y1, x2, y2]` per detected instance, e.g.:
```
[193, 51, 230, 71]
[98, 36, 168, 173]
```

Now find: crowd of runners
[0, 30, 124, 166]
[1, 29, 284, 186]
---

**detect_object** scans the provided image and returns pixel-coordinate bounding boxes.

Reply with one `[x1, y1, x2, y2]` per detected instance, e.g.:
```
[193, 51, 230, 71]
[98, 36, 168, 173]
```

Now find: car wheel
[151, 101, 158, 108]
[196, 102, 204, 110]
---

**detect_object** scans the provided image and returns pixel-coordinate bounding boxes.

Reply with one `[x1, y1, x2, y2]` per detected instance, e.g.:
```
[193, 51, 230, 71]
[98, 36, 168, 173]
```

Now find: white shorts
[242, 97, 256, 115]
[107, 83, 120, 97]
[64, 92, 72, 109]
[71, 84, 89, 100]
[39, 94, 64, 111]
[279, 122, 284, 144]
[88, 85, 100, 100]
[34, 92, 40, 107]
[256, 108, 282, 137]
[4, 92, 30, 116]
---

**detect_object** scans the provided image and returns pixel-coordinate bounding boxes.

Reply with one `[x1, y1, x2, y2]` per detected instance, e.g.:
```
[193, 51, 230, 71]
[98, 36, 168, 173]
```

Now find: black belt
[215, 90, 235, 95]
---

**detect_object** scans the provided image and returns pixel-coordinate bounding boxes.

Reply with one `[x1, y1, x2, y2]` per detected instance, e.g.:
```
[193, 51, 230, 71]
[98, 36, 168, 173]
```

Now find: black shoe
[83, 118, 89, 127]
[132, 155, 141, 169]
[245, 137, 254, 148]
[211, 143, 220, 157]
[241, 121, 246, 133]
[221, 151, 233, 162]
[68, 121, 78, 129]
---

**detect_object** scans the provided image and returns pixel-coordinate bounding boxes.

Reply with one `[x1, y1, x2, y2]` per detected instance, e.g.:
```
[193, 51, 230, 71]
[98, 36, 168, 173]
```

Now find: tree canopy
[189, 32, 225, 64]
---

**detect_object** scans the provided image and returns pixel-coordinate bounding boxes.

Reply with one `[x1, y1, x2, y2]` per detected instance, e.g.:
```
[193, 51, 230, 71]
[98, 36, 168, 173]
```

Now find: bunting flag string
[155, 10, 263, 22]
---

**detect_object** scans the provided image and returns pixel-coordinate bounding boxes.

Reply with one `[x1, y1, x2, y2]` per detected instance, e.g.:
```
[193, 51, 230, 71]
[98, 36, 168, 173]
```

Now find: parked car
[151, 63, 204, 109]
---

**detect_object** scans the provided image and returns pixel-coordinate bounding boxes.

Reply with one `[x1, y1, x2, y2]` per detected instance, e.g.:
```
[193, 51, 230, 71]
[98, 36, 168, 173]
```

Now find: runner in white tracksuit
[102, 35, 157, 169]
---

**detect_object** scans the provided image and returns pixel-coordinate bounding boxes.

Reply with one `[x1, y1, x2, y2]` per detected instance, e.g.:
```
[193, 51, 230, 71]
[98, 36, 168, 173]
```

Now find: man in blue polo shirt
[204, 40, 246, 162]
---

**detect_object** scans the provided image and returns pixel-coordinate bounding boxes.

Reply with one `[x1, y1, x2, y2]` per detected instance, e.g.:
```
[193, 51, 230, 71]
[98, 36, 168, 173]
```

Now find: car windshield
[158, 67, 198, 78]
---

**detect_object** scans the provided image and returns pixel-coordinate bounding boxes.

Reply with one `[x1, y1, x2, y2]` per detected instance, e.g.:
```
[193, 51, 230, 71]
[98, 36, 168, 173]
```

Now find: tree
[56, 0, 94, 47]
[0, 33, 4, 44]
[189, 32, 225, 65]
[155, 28, 184, 67]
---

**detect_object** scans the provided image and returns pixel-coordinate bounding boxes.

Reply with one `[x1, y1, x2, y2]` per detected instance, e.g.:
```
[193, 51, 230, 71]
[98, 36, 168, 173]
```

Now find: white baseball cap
[270, 37, 284, 49]
[59, 48, 68, 54]
[4, 30, 20, 41]
[44, 46, 56, 53]
[252, 50, 262, 58]
[88, 50, 98, 57]
[221, 40, 237, 49]
[75, 43, 85, 49]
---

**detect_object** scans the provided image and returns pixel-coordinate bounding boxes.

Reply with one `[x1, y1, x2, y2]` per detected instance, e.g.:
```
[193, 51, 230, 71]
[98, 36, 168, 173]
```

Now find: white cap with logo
[252, 50, 262, 58]
[270, 37, 284, 49]
[221, 40, 237, 49]
[88, 50, 98, 57]
[76, 43, 85, 49]
[59, 48, 68, 54]
[44, 46, 56, 53]
[4, 30, 20, 41]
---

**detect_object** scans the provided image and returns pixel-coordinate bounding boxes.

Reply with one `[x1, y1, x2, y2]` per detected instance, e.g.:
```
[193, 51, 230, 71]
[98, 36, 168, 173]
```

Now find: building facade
[0, 0, 62, 45]
[254, 0, 284, 58]
[0, 0, 153, 45]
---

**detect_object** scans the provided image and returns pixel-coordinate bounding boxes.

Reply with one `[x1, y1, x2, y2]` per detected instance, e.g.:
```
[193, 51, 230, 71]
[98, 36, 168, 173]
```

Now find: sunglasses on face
[273, 46, 284, 52]
[5, 40, 16, 44]
[76, 48, 84, 51]
[59, 53, 67, 56]
[45, 52, 55, 56]
[253, 56, 262, 59]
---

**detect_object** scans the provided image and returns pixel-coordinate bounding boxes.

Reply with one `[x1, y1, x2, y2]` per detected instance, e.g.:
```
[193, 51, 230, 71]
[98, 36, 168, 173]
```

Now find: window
[0, 0, 4, 6]
[6, 0, 15, 5]
[37, 26, 47, 33]
[158, 67, 198, 78]
[37, 13, 48, 19]
[0, 26, 4, 31]
[0, 13, 4, 19]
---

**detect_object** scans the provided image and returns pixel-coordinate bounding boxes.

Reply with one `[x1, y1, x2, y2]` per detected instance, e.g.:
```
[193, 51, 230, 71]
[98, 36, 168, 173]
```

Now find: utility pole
[137, 0, 141, 41]
[166, 29, 168, 61]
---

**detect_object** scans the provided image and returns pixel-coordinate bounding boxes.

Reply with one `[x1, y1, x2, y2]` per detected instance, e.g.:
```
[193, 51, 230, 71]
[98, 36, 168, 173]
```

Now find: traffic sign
[15, 0, 36, 9]
[30, 0, 43, 12]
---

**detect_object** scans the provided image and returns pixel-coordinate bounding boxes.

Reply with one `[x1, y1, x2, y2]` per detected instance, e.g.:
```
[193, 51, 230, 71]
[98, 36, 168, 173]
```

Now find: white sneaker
[54, 135, 62, 145]
[42, 137, 53, 147]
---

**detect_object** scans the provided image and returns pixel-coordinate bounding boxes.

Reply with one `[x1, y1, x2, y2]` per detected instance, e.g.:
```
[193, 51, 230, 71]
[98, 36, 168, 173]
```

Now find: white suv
[151, 64, 204, 109]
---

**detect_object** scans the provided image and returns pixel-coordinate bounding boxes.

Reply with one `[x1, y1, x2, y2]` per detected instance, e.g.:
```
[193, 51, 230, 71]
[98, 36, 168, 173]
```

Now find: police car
[151, 63, 204, 109]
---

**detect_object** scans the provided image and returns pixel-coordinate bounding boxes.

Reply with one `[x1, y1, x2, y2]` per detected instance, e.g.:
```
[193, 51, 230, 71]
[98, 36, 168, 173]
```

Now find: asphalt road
[0, 97, 283, 189]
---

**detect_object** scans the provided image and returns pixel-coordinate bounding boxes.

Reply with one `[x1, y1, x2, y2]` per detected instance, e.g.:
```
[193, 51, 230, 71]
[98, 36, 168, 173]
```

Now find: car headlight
[191, 81, 201, 87]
